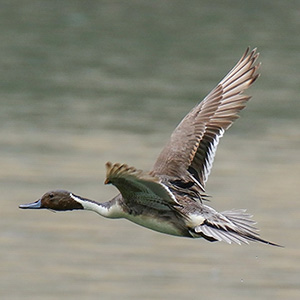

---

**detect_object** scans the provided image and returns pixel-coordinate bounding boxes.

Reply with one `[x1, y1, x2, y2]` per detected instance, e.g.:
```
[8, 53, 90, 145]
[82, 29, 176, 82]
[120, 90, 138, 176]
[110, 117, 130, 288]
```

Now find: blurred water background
[0, 1, 299, 299]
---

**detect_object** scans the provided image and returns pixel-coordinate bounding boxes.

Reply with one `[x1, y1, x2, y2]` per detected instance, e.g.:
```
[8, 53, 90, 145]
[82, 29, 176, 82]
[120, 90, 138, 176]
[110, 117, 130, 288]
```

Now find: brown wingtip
[105, 161, 112, 169]
[242, 46, 250, 59]
[239, 47, 258, 64]
[105, 161, 159, 185]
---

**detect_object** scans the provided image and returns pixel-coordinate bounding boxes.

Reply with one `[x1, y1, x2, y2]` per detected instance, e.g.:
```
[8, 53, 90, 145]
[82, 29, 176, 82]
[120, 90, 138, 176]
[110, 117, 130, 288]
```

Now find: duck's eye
[49, 193, 54, 199]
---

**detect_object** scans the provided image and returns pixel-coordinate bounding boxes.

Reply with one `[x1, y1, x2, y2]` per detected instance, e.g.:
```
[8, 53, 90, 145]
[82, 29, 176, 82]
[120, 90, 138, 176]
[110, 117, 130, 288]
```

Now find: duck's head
[19, 190, 84, 211]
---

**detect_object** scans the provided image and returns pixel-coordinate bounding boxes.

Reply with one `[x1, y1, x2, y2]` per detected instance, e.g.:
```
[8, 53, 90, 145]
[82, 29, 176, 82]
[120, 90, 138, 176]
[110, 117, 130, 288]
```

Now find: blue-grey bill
[19, 199, 42, 209]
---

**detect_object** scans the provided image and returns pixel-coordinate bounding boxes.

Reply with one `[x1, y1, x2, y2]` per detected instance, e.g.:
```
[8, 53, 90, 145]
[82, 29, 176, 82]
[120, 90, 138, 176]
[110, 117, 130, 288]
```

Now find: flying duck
[20, 48, 280, 246]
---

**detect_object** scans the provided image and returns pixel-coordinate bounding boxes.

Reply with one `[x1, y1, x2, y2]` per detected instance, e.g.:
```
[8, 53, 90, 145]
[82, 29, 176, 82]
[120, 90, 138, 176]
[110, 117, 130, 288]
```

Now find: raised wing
[151, 48, 260, 189]
[105, 162, 179, 211]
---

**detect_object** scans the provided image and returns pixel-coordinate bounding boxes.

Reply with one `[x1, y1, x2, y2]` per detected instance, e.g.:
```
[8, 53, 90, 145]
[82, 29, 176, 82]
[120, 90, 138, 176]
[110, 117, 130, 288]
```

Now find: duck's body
[20, 48, 280, 246]
[72, 193, 188, 237]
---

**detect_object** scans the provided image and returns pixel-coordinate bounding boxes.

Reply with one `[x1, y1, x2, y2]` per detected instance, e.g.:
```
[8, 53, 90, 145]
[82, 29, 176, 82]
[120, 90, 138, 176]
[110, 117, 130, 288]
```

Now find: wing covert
[105, 162, 178, 211]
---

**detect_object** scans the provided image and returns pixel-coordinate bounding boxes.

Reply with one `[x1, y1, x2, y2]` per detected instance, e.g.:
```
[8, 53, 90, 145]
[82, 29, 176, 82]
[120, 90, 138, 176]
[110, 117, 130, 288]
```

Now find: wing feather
[105, 162, 178, 210]
[151, 48, 260, 188]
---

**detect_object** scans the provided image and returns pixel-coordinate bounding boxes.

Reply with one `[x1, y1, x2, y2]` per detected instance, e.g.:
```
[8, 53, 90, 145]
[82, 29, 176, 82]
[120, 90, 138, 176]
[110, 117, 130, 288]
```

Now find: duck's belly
[124, 213, 186, 237]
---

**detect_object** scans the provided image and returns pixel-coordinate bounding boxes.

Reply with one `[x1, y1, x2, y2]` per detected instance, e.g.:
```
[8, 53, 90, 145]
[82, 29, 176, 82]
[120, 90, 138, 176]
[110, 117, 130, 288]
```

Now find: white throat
[70, 193, 124, 219]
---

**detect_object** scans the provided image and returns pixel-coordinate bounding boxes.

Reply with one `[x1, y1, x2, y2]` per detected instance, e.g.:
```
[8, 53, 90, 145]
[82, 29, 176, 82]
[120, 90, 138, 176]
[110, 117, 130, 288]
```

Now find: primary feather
[151, 47, 260, 189]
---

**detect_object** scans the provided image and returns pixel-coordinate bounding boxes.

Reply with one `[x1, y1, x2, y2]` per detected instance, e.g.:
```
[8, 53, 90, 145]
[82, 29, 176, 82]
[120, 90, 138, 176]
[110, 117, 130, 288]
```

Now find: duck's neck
[70, 193, 124, 219]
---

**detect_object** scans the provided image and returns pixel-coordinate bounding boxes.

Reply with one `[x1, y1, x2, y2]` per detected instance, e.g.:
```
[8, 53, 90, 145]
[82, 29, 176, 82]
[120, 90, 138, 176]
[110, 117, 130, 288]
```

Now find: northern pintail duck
[20, 48, 279, 246]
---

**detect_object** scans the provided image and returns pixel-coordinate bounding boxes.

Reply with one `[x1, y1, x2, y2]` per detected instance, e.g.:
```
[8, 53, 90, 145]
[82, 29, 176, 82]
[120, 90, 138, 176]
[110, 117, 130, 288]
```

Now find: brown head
[19, 190, 84, 211]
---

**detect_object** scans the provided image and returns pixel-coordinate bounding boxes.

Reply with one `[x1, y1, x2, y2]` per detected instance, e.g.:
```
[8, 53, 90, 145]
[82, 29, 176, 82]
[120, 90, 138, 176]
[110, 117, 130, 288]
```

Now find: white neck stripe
[70, 193, 123, 219]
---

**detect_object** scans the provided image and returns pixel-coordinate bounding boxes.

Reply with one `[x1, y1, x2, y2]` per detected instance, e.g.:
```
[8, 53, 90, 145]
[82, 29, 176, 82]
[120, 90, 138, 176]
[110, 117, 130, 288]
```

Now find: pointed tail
[194, 208, 282, 246]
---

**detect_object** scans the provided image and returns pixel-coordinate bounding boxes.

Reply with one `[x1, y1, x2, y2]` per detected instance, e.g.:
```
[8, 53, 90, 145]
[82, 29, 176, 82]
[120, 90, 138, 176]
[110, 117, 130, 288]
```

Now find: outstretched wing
[151, 48, 260, 189]
[105, 162, 179, 211]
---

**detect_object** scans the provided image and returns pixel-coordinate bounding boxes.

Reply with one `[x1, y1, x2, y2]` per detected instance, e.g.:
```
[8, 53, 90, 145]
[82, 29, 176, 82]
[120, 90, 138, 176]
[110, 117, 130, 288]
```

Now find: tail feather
[194, 209, 281, 246]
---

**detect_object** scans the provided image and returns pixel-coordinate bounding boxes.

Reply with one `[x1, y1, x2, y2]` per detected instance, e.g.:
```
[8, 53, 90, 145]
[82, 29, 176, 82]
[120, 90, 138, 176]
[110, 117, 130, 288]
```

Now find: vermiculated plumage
[20, 48, 280, 247]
